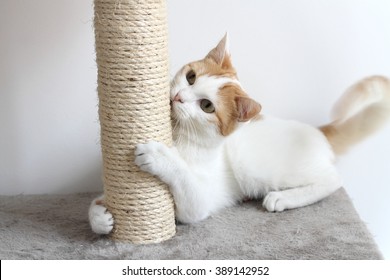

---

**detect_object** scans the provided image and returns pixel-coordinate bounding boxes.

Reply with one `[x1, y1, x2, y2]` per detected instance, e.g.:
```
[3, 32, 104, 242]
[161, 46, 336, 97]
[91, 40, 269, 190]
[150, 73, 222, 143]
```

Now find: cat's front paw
[263, 192, 288, 212]
[89, 198, 114, 235]
[134, 141, 171, 177]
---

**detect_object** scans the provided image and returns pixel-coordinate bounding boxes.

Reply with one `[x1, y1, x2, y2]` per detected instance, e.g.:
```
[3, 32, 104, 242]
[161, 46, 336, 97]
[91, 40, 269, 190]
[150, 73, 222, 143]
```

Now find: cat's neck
[173, 129, 225, 163]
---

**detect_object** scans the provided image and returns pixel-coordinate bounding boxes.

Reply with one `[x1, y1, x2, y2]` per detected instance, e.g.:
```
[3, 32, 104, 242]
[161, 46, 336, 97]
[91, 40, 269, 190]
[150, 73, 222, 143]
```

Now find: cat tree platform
[0, 188, 381, 259]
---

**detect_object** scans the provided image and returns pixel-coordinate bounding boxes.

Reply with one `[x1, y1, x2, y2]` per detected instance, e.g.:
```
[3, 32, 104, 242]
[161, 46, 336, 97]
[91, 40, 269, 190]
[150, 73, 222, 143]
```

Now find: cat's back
[227, 115, 329, 152]
[225, 115, 335, 188]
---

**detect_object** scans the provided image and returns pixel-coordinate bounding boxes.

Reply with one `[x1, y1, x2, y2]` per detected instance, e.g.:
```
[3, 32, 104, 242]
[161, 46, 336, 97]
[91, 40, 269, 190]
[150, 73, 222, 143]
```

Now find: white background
[0, 0, 389, 259]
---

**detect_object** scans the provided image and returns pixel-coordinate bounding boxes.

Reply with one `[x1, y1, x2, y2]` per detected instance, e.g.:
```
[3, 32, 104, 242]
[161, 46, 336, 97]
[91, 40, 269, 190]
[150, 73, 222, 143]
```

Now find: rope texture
[94, 0, 176, 244]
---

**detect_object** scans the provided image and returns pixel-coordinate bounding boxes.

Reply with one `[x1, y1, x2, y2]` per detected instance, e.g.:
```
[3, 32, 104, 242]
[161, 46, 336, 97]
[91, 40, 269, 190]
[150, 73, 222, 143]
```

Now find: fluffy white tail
[320, 76, 390, 155]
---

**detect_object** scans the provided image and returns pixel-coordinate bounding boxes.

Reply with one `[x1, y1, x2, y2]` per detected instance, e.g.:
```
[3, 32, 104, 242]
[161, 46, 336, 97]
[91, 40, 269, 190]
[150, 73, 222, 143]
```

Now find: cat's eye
[186, 70, 196, 85]
[200, 99, 215, 113]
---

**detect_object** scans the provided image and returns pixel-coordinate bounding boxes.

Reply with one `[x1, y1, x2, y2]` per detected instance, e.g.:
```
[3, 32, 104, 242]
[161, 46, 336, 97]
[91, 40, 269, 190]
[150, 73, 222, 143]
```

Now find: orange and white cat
[89, 34, 390, 234]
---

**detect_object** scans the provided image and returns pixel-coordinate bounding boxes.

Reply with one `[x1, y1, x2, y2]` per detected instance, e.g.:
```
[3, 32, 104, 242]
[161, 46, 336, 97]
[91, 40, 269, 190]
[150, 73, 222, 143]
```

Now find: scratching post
[94, 0, 176, 243]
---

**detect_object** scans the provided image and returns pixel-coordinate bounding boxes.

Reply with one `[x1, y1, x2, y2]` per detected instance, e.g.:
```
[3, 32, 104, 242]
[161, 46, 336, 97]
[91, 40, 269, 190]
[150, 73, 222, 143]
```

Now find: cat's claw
[89, 200, 114, 235]
[263, 192, 287, 212]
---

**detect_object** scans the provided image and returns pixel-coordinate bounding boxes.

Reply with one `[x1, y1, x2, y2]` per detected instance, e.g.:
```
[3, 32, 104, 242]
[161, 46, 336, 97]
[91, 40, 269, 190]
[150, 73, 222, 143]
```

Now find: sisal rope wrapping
[94, 0, 176, 243]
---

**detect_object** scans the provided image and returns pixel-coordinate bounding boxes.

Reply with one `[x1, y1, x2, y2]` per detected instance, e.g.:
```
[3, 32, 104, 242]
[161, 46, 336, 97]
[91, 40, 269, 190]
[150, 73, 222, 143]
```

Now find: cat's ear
[235, 96, 262, 122]
[205, 33, 233, 69]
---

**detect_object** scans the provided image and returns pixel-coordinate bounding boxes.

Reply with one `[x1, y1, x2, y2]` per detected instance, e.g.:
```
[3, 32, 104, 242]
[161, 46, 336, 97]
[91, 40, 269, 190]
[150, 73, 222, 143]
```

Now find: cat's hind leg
[262, 175, 341, 212]
[88, 194, 114, 234]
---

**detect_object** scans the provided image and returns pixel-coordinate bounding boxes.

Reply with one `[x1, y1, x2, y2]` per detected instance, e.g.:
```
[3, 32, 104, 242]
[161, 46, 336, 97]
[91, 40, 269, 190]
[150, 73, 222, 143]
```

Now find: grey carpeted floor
[0, 188, 382, 259]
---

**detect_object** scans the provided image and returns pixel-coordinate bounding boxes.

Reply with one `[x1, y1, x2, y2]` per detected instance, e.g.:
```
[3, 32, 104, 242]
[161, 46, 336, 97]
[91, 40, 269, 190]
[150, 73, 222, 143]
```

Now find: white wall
[0, 1, 102, 194]
[0, 0, 389, 259]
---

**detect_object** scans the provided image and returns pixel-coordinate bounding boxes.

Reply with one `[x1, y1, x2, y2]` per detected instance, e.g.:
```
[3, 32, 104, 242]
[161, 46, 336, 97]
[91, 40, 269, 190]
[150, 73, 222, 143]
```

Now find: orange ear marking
[215, 84, 262, 136]
[235, 96, 262, 122]
[205, 33, 233, 70]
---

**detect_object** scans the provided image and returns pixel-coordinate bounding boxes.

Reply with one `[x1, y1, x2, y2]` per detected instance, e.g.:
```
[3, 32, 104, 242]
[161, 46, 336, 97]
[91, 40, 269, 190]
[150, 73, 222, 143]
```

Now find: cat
[89, 34, 390, 235]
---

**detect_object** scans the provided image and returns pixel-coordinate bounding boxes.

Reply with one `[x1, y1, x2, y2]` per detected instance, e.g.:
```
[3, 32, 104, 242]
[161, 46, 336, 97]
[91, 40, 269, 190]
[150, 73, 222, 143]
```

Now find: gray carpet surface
[0, 188, 382, 259]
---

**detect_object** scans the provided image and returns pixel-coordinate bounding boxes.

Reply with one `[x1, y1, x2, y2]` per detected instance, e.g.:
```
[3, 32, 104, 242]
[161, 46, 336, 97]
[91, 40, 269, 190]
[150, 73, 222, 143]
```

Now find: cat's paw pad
[263, 192, 287, 212]
[89, 203, 114, 235]
[134, 141, 168, 176]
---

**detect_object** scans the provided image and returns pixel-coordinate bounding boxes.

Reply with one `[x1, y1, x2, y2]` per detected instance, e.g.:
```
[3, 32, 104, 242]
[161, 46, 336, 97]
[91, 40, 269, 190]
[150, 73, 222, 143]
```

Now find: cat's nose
[173, 93, 184, 103]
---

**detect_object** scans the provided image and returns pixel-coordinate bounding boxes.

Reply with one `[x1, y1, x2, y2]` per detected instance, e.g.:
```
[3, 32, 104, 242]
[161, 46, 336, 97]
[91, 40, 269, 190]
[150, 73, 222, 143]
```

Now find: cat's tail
[320, 75, 390, 155]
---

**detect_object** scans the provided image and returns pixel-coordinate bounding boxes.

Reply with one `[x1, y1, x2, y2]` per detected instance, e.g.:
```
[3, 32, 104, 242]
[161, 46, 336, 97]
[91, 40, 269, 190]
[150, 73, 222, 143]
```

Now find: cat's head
[170, 34, 261, 144]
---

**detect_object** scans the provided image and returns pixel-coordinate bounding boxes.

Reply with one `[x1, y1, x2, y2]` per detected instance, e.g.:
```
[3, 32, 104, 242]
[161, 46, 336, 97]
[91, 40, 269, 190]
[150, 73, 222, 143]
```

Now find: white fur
[170, 74, 240, 147]
[227, 117, 341, 212]
[132, 116, 342, 224]
[89, 194, 113, 234]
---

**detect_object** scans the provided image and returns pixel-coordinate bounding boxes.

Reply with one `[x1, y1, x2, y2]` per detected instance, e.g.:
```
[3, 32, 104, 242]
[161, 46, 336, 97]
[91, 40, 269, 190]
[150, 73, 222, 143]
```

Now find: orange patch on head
[180, 33, 237, 83]
[215, 84, 262, 136]
[181, 57, 237, 85]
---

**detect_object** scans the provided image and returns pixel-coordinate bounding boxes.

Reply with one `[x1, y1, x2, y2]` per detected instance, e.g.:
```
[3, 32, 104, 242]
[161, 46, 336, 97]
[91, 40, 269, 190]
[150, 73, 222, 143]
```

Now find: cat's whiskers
[172, 114, 201, 150]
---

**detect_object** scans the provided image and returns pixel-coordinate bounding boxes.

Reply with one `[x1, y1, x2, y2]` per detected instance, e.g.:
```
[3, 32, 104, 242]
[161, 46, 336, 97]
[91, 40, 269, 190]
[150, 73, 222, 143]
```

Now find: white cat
[89, 34, 390, 234]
